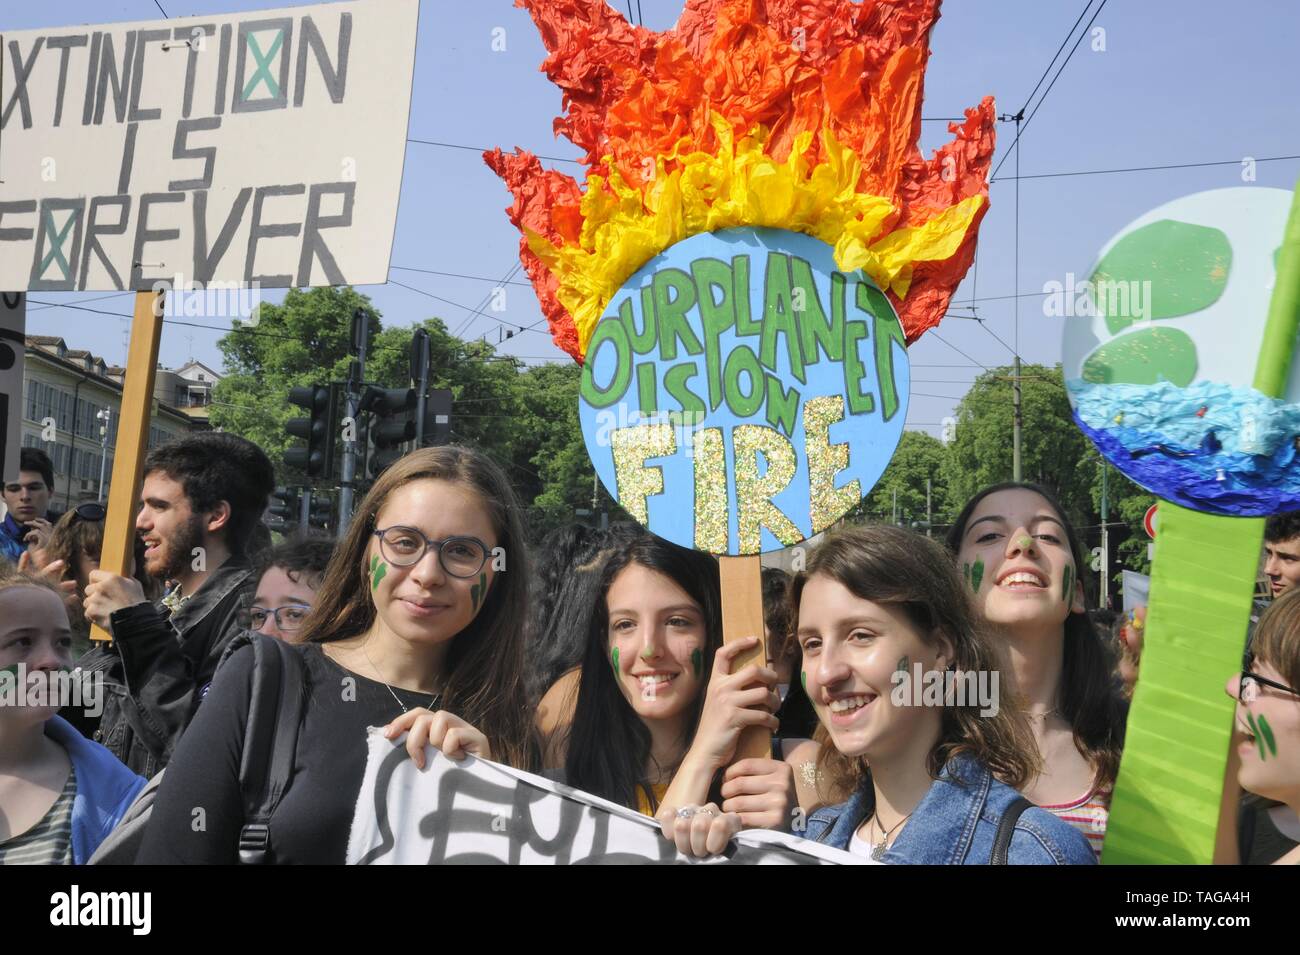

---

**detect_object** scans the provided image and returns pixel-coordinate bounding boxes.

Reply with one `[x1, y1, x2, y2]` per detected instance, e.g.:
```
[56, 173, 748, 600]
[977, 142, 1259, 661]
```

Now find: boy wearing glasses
[0, 447, 60, 563]
[70, 433, 275, 777]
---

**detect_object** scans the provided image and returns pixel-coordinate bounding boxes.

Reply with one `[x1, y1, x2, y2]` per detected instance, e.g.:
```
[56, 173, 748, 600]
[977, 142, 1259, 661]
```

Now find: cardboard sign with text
[0, 0, 417, 291]
[578, 226, 910, 556]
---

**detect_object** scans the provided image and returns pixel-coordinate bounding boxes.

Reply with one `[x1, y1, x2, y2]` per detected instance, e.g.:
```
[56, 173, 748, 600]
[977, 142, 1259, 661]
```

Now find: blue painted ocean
[1068, 379, 1300, 516]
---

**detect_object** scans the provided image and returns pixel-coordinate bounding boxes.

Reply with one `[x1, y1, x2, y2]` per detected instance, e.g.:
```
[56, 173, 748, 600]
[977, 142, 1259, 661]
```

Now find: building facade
[21, 336, 210, 509]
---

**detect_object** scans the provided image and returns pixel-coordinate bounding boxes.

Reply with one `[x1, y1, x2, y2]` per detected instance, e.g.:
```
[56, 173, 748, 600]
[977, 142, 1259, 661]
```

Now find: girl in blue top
[791, 526, 1094, 864]
[0, 571, 145, 864]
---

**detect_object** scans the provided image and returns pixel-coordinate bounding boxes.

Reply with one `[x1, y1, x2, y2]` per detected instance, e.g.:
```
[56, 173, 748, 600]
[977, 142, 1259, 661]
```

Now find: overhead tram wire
[991, 153, 1300, 184]
[990, 0, 1107, 182]
[389, 265, 531, 287]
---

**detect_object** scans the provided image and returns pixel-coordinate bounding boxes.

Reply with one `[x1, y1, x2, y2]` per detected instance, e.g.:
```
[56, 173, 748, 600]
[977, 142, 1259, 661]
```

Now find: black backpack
[90, 633, 307, 865]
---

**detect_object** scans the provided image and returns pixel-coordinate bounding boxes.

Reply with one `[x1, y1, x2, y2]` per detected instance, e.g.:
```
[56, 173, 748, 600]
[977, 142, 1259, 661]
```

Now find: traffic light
[416, 388, 453, 448]
[308, 495, 333, 529]
[360, 386, 415, 477]
[284, 384, 337, 478]
[267, 486, 300, 532]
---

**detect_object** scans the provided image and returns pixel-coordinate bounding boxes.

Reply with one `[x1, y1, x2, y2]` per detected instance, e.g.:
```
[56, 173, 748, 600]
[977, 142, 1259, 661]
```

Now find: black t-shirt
[137, 641, 434, 864]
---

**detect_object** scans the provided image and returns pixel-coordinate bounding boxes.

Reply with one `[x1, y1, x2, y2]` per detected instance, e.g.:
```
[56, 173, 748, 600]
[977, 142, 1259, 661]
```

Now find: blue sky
[7, 0, 1300, 439]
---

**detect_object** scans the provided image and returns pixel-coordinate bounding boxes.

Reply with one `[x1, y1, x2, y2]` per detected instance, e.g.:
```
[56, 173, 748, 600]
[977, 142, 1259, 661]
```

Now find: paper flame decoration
[486, 0, 994, 363]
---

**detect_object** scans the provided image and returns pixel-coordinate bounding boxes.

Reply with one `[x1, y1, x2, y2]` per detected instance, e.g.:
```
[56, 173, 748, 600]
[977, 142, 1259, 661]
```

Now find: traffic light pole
[338, 310, 367, 535]
[300, 486, 312, 530]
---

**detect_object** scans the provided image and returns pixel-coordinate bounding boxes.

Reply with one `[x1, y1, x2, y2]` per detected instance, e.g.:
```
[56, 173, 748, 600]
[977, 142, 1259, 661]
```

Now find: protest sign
[490, 0, 991, 761]
[578, 227, 909, 555]
[346, 732, 857, 865]
[0, 293, 24, 483]
[1073, 183, 1300, 863]
[0, 0, 417, 291]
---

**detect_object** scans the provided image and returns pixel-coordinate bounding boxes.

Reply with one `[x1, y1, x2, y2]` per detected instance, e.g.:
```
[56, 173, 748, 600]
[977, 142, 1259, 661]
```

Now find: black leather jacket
[64, 558, 254, 778]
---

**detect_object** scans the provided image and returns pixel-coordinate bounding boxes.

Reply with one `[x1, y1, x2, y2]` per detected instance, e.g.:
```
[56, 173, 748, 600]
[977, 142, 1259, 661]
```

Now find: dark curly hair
[143, 433, 275, 557]
[1264, 511, 1300, 545]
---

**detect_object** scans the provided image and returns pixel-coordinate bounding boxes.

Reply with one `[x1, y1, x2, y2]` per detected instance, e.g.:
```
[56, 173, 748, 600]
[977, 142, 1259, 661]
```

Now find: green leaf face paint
[1062, 564, 1074, 606]
[1257, 714, 1278, 759]
[800, 670, 807, 693]
[610, 646, 620, 676]
[1246, 712, 1266, 761]
[369, 555, 387, 591]
[690, 647, 702, 678]
[962, 562, 971, 588]
[470, 572, 488, 613]
[969, 557, 984, 593]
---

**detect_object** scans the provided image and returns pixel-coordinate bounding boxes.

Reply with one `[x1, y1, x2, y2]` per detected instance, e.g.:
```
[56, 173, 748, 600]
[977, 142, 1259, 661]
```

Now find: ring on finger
[676, 807, 696, 819]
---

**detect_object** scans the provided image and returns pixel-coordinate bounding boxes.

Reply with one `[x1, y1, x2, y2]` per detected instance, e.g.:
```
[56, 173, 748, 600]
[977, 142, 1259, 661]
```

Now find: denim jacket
[803, 755, 1096, 865]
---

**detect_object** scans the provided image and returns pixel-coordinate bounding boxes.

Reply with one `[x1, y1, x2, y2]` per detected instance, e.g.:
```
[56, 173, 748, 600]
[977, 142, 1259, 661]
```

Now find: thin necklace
[869, 809, 912, 861]
[361, 642, 441, 715]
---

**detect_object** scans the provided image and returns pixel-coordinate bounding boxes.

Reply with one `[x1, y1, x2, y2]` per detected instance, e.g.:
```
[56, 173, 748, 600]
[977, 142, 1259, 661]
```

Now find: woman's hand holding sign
[384, 708, 491, 768]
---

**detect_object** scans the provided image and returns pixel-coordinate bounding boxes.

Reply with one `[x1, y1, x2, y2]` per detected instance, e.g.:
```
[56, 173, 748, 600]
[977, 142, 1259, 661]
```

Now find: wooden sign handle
[90, 290, 164, 642]
[719, 554, 770, 762]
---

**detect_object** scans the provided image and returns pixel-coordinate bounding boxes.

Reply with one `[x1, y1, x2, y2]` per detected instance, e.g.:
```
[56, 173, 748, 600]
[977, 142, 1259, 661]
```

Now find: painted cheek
[970, 557, 985, 593]
[690, 647, 702, 678]
[610, 645, 620, 676]
[469, 572, 488, 613]
[369, 555, 388, 592]
[1062, 564, 1074, 606]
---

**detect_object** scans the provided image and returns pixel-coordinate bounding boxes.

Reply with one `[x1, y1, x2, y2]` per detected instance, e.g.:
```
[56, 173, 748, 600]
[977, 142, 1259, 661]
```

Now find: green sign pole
[1105, 178, 1300, 863]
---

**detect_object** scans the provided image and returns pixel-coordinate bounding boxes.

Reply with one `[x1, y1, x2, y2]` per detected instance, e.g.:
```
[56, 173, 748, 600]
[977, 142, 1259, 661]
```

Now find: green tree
[941, 363, 1097, 526]
[212, 287, 381, 479]
[845, 430, 951, 532]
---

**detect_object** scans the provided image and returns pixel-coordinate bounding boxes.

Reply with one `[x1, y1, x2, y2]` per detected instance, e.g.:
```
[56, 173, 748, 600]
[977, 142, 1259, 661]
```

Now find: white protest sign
[0, 0, 416, 291]
[0, 293, 24, 484]
[346, 731, 858, 865]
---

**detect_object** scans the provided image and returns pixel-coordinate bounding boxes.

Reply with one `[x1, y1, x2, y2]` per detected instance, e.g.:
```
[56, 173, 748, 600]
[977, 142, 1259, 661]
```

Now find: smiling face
[365, 479, 498, 649]
[0, 586, 74, 727]
[1263, 537, 1300, 599]
[135, 472, 207, 581]
[605, 562, 708, 724]
[1226, 660, 1300, 805]
[954, 488, 1083, 633]
[797, 573, 949, 765]
[1222, 660, 1294, 810]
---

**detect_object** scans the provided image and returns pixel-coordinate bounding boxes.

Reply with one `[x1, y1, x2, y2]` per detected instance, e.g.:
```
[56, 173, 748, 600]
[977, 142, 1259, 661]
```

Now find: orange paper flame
[486, 0, 994, 362]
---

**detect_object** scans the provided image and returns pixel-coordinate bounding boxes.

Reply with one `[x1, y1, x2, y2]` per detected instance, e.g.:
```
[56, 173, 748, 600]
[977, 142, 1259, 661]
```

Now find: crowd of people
[0, 436, 1297, 865]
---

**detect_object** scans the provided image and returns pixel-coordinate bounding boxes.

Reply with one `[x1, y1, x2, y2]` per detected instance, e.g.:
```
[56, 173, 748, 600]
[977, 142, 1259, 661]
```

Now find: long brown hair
[790, 525, 1040, 801]
[296, 445, 537, 770]
[945, 482, 1127, 790]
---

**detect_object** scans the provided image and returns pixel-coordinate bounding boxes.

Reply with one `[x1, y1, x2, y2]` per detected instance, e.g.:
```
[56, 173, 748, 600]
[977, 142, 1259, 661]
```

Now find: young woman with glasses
[137, 447, 537, 864]
[1225, 589, 1300, 865]
[239, 535, 335, 641]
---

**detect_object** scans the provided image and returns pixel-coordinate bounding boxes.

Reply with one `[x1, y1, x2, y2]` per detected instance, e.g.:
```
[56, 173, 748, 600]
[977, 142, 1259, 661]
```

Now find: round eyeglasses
[372, 527, 489, 578]
[240, 605, 309, 633]
[1238, 670, 1300, 705]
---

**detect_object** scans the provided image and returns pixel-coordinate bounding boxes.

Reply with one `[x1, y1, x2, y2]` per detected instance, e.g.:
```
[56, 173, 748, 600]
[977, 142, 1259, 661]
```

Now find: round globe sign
[1062, 187, 1300, 516]
[578, 226, 910, 555]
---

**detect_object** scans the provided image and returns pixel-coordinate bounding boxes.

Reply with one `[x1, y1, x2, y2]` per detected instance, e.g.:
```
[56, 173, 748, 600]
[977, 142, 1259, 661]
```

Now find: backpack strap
[991, 796, 1034, 864]
[225, 634, 307, 865]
